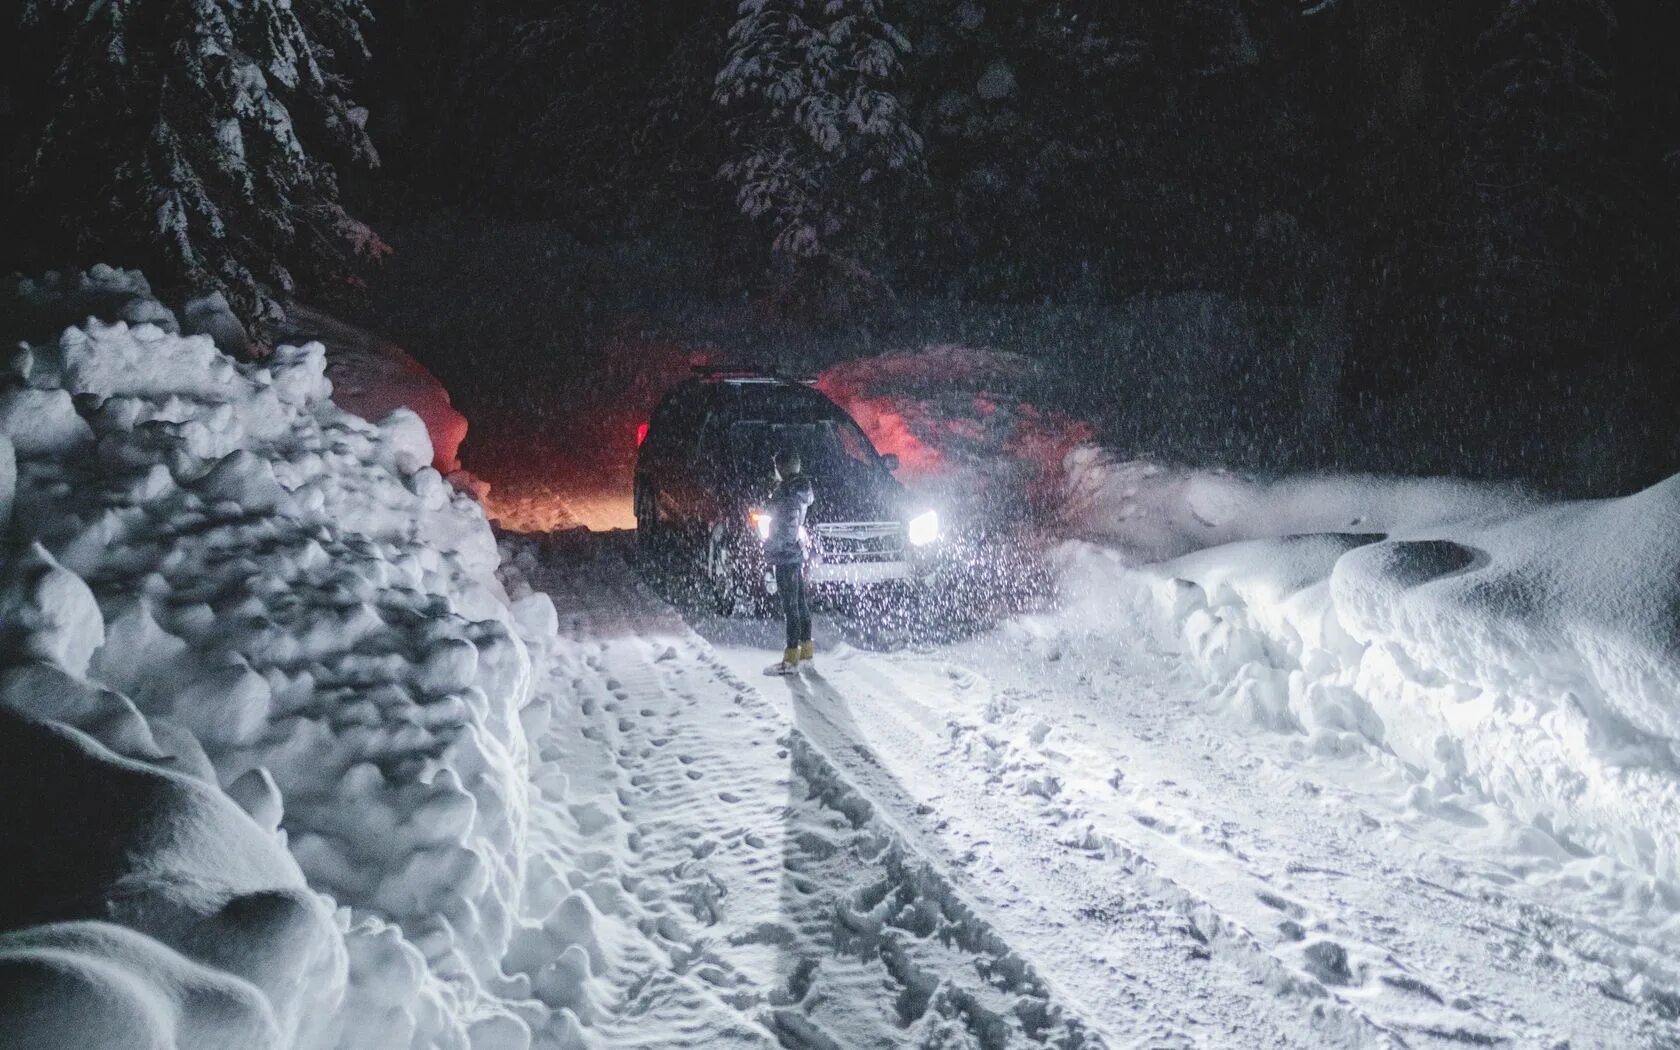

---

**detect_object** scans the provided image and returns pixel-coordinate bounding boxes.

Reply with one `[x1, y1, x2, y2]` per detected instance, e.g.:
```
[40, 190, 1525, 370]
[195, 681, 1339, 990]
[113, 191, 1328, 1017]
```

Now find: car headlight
[907, 510, 939, 546]
[750, 510, 772, 541]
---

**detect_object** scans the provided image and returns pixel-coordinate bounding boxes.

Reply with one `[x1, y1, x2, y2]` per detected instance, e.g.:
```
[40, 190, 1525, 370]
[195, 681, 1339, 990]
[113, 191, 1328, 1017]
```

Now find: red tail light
[636, 422, 649, 447]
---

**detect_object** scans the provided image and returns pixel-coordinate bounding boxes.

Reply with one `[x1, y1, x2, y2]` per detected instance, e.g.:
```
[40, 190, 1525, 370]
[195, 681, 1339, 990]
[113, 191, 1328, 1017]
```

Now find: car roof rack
[691, 364, 816, 386]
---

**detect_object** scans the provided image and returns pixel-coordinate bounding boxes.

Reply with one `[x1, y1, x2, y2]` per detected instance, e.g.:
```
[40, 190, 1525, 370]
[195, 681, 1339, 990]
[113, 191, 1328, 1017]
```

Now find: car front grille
[813, 521, 906, 563]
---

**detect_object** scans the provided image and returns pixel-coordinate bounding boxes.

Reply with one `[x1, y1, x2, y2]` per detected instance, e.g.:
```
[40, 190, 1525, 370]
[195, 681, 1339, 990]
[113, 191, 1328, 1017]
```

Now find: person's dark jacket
[763, 474, 815, 566]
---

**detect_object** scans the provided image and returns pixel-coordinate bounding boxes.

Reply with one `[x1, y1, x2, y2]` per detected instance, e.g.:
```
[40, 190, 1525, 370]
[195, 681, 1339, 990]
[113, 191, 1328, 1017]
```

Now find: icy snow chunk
[505, 892, 608, 982]
[165, 656, 274, 749]
[0, 387, 93, 456]
[530, 944, 601, 1020]
[405, 769, 477, 846]
[40, 318, 234, 400]
[265, 340, 332, 408]
[229, 767, 286, 834]
[91, 599, 191, 699]
[182, 290, 253, 358]
[380, 407, 434, 475]
[416, 637, 479, 697]
[190, 449, 289, 513]
[335, 916, 454, 1050]
[0, 544, 104, 674]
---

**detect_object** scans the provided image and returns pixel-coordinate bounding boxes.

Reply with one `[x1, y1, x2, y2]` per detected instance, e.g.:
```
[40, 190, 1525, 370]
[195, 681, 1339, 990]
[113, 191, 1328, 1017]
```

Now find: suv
[634, 367, 942, 613]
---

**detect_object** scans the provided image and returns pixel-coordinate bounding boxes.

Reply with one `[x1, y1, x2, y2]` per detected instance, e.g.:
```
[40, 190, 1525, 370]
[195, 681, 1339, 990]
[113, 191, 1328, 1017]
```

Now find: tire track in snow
[764, 653, 1414, 1049]
[798, 629, 1680, 1049]
[524, 535, 1101, 1048]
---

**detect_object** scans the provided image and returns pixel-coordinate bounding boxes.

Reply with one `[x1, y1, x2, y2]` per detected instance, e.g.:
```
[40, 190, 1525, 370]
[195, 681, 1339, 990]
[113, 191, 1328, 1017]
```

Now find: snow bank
[280, 305, 469, 474]
[817, 346, 1094, 527]
[6, 270, 468, 473]
[1064, 471, 1680, 889]
[1, 274, 568, 1048]
[1060, 450, 1535, 562]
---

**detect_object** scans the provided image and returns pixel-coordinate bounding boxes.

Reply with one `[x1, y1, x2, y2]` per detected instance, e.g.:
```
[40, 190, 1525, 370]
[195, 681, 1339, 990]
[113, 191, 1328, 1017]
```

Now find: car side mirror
[881, 453, 900, 473]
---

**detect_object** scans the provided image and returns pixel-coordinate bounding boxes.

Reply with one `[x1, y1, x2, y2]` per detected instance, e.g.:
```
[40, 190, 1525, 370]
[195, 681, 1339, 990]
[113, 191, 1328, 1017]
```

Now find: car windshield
[727, 419, 879, 478]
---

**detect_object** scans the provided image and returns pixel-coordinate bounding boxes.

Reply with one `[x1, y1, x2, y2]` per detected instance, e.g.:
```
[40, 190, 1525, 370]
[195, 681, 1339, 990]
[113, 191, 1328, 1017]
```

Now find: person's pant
[774, 562, 811, 650]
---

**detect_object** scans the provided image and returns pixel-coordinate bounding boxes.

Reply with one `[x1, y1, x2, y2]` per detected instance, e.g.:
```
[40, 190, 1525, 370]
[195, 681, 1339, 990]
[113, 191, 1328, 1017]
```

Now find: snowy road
[523, 531, 1680, 1050]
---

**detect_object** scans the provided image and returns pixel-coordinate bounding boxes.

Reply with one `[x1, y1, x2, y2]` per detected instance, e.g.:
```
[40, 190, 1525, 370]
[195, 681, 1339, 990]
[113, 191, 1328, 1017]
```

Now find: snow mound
[1, 274, 565, 1047]
[5, 271, 468, 473]
[817, 346, 1094, 527]
[280, 305, 469, 474]
[1061, 450, 1535, 562]
[0, 709, 343, 1050]
[1069, 471, 1680, 886]
[3, 266, 179, 343]
[1333, 476, 1680, 747]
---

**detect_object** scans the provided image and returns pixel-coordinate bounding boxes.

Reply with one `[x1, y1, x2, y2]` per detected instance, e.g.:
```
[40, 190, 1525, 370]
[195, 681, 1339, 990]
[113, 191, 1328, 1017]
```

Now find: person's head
[773, 448, 801, 480]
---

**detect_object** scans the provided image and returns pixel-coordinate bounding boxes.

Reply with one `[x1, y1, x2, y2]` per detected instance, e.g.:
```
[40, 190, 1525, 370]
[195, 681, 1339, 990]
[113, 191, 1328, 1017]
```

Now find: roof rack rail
[692, 364, 818, 386]
[691, 363, 765, 377]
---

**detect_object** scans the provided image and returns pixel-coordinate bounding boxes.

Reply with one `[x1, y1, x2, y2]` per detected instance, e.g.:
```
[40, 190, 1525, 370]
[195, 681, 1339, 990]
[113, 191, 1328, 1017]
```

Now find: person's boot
[797, 640, 815, 670]
[763, 647, 801, 676]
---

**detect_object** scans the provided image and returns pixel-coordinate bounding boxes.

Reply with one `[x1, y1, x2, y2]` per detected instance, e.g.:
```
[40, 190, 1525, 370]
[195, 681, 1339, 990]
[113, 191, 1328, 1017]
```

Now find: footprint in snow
[1302, 940, 1356, 986]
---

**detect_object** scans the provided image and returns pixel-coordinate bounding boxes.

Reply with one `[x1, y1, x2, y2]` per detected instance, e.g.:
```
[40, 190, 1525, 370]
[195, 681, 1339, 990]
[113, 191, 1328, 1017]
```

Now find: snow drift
[1059, 449, 1536, 563]
[0, 707, 343, 1050]
[0, 270, 570, 1048]
[279, 304, 469, 474]
[1060, 466, 1680, 889]
[817, 346, 1094, 528]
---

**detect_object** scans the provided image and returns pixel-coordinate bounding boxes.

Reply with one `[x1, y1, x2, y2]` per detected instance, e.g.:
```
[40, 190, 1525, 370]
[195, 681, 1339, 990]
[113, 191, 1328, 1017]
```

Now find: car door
[653, 395, 710, 531]
[686, 412, 741, 528]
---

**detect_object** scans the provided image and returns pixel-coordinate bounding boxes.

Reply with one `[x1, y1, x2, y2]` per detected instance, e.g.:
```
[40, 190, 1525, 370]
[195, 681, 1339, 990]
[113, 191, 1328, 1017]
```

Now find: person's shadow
[760, 666, 953, 1041]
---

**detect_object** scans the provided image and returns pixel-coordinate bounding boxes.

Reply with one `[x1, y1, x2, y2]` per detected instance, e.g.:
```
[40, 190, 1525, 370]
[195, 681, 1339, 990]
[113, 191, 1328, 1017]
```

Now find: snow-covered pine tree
[13, 0, 383, 330]
[714, 0, 923, 261]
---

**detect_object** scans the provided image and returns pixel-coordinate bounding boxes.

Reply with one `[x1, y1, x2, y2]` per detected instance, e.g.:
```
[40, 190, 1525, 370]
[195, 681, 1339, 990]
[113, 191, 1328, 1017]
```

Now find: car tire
[708, 531, 766, 617]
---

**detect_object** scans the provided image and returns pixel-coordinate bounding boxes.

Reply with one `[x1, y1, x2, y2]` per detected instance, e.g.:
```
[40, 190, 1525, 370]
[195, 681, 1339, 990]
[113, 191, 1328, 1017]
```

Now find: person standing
[762, 448, 815, 676]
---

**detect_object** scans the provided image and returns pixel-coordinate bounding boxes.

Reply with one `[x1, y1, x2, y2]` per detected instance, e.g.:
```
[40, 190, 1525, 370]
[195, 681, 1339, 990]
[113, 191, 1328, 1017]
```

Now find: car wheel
[708, 531, 766, 617]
